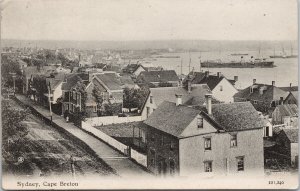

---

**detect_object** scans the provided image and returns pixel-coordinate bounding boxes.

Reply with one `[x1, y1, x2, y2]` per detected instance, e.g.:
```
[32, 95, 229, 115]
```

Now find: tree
[71, 80, 88, 127]
[31, 76, 48, 103]
[103, 102, 122, 116]
[123, 87, 149, 112]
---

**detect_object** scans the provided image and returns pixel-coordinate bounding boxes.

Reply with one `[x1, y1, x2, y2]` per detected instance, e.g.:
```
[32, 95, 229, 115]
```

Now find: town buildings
[183, 71, 238, 103]
[272, 104, 298, 127]
[233, 80, 288, 114]
[136, 70, 179, 87]
[143, 94, 266, 176]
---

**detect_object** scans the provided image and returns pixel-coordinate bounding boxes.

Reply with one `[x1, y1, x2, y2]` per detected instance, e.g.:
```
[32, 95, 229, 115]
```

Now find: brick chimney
[290, 83, 292, 92]
[205, 94, 213, 115]
[272, 81, 275, 86]
[217, 72, 221, 78]
[175, 94, 183, 106]
[234, 76, 238, 82]
[253, 79, 256, 84]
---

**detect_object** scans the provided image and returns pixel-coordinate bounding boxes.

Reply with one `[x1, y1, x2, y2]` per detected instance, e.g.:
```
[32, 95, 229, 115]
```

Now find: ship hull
[201, 61, 275, 68]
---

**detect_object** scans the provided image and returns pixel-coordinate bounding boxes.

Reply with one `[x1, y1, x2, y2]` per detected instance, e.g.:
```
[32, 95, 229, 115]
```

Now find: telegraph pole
[48, 82, 53, 122]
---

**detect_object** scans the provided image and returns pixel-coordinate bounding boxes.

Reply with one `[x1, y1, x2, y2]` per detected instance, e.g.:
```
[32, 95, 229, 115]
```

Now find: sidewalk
[15, 95, 150, 177]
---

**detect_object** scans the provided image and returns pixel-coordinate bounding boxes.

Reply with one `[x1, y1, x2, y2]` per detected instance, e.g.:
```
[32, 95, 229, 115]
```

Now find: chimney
[234, 76, 238, 82]
[272, 81, 275, 86]
[175, 94, 183, 106]
[205, 94, 213, 115]
[217, 72, 221, 78]
[280, 97, 284, 105]
[205, 71, 209, 78]
[290, 83, 292, 92]
[253, 79, 256, 84]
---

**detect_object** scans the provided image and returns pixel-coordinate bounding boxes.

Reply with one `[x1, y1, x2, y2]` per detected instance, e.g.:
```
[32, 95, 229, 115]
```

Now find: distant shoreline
[2, 39, 297, 51]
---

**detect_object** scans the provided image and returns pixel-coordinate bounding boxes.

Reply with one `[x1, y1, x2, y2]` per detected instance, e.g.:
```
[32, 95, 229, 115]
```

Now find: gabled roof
[282, 129, 298, 143]
[144, 101, 201, 137]
[210, 102, 266, 131]
[123, 64, 145, 74]
[61, 74, 83, 91]
[149, 84, 214, 107]
[145, 101, 265, 138]
[274, 104, 298, 117]
[184, 72, 236, 90]
[234, 83, 288, 102]
[95, 73, 122, 91]
[46, 78, 63, 91]
[138, 70, 179, 83]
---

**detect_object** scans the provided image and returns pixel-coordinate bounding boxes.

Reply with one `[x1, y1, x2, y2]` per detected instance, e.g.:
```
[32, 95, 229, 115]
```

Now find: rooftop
[95, 73, 123, 91]
[144, 101, 266, 138]
[234, 83, 288, 102]
[274, 104, 298, 117]
[282, 129, 298, 143]
[137, 70, 179, 83]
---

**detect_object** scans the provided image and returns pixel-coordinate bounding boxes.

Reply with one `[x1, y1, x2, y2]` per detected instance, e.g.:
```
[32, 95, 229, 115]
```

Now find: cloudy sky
[2, 0, 298, 41]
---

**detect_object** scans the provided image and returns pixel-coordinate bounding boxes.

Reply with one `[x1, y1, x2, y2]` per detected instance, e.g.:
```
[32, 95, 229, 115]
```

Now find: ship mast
[188, 51, 191, 74]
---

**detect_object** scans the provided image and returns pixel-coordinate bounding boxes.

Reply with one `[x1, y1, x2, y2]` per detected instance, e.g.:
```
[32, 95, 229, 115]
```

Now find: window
[204, 161, 212, 172]
[220, 85, 223, 91]
[204, 137, 211, 150]
[253, 100, 257, 104]
[250, 87, 253, 93]
[230, 134, 237, 147]
[93, 106, 97, 112]
[150, 96, 153, 104]
[236, 156, 244, 171]
[197, 117, 203, 128]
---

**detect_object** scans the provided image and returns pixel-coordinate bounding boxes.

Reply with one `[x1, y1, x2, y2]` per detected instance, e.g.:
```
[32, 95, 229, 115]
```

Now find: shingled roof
[144, 101, 265, 138]
[144, 101, 201, 137]
[282, 129, 298, 143]
[274, 104, 298, 117]
[137, 70, 179, 83]
[61, 74, 82, 91]
[234, 83, 288, 102]
[183, 72, 236, 90]
[211, 102, 266, 131]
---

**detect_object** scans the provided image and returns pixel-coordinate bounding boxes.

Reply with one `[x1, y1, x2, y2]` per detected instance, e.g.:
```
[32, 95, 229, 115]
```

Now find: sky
[1, 0, 298, 41]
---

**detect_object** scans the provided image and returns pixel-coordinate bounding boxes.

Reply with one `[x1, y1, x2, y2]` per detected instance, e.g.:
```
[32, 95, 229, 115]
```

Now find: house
[44, 78, 63, 104]
[275, 129, 298, 168]
[143, 95, 265, 176]
[122, 64, 146, 77]
[140, 84, 216, 119]
[183, 71, 238, 103]
[61, 72, 123, 118]
[22, 66, 57, 94]
[272, 104, 298, 127]
[284, 91, 298, 105]
[137, 70, 179, 87]
[233, 79, 288, 114]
